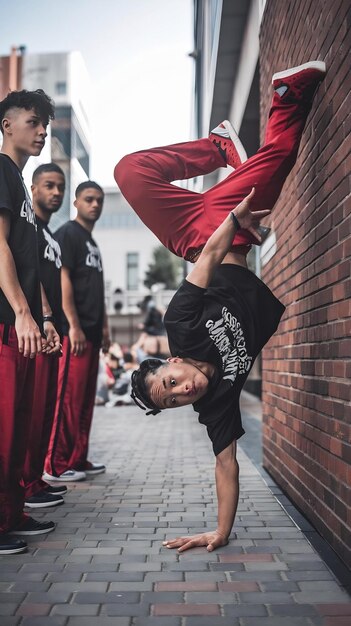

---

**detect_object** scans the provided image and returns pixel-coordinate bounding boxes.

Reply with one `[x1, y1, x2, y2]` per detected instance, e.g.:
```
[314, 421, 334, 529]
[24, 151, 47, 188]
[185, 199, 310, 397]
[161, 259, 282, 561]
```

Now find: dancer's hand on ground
[69, 326, 87, 356]
[232, 187, 271, 241]
[163, 530, 228, 553]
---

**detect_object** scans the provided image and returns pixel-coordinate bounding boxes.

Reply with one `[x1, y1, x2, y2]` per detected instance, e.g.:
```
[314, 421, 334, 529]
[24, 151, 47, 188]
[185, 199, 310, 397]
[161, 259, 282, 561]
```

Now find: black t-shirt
[0, 154, 42, 330]
[55, 220, 104, 344]
[36, 216, 63, 338]
[164, 264, 285, 456]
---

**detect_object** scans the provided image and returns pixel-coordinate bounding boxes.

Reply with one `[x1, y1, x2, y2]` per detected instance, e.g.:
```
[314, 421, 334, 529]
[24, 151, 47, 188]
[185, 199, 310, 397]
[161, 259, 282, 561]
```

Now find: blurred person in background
[23, 163, 67, 510]
[44, 181, 110, 483]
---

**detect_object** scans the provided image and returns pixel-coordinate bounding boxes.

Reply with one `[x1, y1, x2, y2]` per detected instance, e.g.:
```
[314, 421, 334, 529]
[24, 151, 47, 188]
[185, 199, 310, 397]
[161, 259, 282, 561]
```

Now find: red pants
[115, 91, 312, 260]
[44, 336, 100, 476]
[23, 353, 59, 498]
[0, 325, 35, 533]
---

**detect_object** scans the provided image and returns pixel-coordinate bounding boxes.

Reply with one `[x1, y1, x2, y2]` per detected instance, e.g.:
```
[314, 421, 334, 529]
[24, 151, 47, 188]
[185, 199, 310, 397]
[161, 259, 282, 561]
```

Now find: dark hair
[130, 358, 166, 415]
[0, 89, 55, 133]
[75, 180, 104, 198]
[32, 162, 65, 183]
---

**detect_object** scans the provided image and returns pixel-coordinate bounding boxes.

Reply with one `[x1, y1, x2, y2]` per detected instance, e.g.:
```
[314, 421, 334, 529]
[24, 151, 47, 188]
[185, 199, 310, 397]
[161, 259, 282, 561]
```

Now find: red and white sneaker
[209, 120, 247, 169]
[272, 60, 326, 102]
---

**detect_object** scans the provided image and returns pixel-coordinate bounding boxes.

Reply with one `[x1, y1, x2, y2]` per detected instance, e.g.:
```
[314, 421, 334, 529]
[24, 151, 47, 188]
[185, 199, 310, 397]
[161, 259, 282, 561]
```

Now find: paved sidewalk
[1, 395, 350, 626]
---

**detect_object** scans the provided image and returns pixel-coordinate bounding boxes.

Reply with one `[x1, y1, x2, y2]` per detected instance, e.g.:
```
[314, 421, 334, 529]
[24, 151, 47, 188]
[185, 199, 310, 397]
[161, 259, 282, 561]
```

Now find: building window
[127, 252, 139, 290]
[55, 81, 67, 95]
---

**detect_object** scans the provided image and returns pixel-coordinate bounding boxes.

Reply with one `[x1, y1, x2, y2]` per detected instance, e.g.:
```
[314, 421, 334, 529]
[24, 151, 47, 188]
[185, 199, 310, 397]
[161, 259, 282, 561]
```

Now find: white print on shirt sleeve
[205, 306, 252, 383]
[19, 175, 37, 230]
[43, 228, 62, 269]
[85, 241, 103, 272]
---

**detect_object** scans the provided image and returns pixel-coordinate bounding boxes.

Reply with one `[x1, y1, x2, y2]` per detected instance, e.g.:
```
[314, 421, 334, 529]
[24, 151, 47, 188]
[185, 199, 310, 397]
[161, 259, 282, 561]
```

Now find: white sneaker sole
[24, 499, 64, 509]
[221, 120, 248, 164]
[10, 525, 56, 536]
[272, 60, 326, 83]
[43, 471, 86, 482]
[0, 545, 27, 554]
[85, 468, 106, 476]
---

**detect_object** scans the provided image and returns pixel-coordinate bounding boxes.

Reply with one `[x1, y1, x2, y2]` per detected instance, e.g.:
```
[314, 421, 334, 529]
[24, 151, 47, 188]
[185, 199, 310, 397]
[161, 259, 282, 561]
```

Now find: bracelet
[43, 315, 55, 324]
[230, 212, 241, 230]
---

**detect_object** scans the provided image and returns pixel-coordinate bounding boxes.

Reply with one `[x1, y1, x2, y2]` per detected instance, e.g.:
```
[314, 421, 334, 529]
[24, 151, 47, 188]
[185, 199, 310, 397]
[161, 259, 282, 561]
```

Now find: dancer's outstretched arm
[163, 441, 239, 553]
[187, 188, 270, 289]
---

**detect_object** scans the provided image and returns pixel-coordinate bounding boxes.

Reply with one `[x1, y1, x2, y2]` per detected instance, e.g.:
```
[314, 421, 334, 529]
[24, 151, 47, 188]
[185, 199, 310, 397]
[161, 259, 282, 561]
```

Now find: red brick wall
[259, 0, 351, 566]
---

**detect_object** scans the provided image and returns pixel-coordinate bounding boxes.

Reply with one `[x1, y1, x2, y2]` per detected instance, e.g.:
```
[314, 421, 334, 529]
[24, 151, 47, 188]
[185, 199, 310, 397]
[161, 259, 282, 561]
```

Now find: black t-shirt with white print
[36, 216, 63, 338]
[55, 220, 104, 345]
[164, 264, 286, 456]
[0, 154, 42, 330]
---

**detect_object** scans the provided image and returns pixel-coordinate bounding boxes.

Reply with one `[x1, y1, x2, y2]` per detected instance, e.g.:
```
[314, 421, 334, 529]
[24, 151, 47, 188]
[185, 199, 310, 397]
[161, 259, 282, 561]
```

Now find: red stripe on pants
[0, 324, 35, 532]
[114, 92, 312, 260]
[23, 353, 59, 498]
[44, 336, 100, 476]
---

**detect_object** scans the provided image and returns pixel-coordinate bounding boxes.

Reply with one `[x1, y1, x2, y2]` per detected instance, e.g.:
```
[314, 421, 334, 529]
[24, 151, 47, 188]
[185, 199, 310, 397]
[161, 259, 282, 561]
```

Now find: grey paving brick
[239, 591, 294, 603]
[186, 590, 237, 603]
[51, 582, 108, 593]
[269, 604, 319, 616]
[185, 572, 226, 582]
[24, 592, 72, 604]
[46, 573, 83, 583]
[21, 564, 64, 573]
[260, 581, 299, 591]
[294, 590, 351, 603]
[0, 593, 26, 604]
[144, 572, 184, 584]
[0, 604, 20, 616]
[224, 604, 268, 617]
[229, 571, 282, 581]
[162, 562, 209, 571]
[11, 583, 50, 592]
[51, 604, 99, 615]
[184, 616, 240, 626]
[285, 571, 335, 581]
[109, 583, 153, 592]
[73, 591, 140, 604]
[66, 615, 131, 626]
[0, 618, 21, 625]
[241, 616, 320, 626]
[101, 603, 149, 616]
[84, 572, 144, 582]
[21, 618, 67, 626]
[134, 618, 181, 626]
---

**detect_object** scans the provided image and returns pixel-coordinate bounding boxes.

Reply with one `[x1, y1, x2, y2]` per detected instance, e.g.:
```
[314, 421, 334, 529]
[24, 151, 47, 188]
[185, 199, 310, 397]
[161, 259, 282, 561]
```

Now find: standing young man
[0, 90, 61, 555]
[44, 181, 110, 482]
[115, 61, 326, 552]
[23, 163, 67, 509]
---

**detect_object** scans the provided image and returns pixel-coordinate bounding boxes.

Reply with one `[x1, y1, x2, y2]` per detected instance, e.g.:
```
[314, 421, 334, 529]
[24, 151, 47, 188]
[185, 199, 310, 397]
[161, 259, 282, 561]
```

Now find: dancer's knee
[114, 154, 135, 191]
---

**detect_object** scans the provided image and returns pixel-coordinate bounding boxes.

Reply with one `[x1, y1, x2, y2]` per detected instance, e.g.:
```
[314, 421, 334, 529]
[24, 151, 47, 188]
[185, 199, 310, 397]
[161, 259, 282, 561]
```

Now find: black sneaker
[25, 490, 64, 509]
[44, 484, 68, 496]
[0, 534, 27, 555]
[9, 516, 56, 536]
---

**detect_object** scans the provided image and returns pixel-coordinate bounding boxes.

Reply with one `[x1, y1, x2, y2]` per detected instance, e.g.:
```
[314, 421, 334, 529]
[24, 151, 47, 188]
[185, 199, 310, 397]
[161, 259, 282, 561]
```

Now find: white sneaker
[43, 469, 86, 482]
[209, 120, 247, 169]
[84, 462, 106, 476]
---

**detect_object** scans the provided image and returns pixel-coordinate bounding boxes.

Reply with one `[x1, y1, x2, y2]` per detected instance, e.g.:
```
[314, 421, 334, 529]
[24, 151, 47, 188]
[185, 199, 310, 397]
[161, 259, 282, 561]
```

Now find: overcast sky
[1, 0, 193, 186]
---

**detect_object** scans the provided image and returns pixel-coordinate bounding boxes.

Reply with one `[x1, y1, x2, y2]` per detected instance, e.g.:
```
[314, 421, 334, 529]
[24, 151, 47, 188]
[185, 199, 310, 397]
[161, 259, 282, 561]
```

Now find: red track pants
[44, 336, 100, 477]
[115, 91, 313, 260]
[0, 325, 35, 532]
[23, 353, 59, 498]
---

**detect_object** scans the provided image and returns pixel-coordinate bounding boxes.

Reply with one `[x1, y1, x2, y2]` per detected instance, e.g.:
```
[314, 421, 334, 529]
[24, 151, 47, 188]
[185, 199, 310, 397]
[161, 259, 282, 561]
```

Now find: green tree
[144, 246, 183, 289]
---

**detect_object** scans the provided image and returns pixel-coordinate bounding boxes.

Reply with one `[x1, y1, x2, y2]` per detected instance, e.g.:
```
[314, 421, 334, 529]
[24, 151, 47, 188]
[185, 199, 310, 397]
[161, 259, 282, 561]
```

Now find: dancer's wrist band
[230, 212, 241, 230]
[43, 315, 55, 324]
